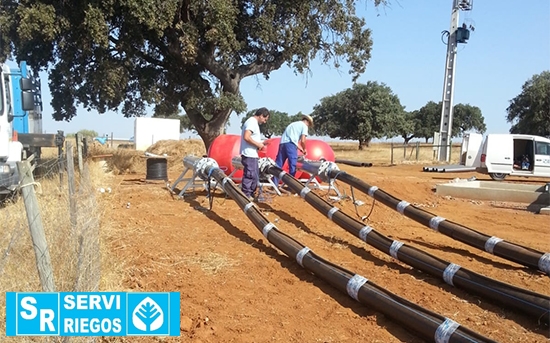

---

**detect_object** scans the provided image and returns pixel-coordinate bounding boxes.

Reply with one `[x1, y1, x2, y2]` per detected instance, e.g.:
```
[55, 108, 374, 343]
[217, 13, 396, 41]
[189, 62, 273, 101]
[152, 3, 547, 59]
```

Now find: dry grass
[0, 156, 127, 342]
[180, 252, 239, 275]
[86, 139, 206, 175]
[329, 141, 462, 165]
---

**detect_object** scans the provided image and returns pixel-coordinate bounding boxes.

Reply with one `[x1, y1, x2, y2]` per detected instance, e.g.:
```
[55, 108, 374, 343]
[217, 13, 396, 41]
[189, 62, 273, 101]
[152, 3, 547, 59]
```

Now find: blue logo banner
[6, 292, 180, 336]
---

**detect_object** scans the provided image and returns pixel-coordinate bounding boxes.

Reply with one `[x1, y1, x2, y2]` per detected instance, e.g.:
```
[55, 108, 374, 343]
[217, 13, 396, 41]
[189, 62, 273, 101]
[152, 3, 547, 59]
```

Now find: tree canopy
[240, 109, 302, 137]
[506, 71, 550, 137]
[1, 0, 386, 148]
[400, 101, 486, 142]
[312, 81, 406, 149]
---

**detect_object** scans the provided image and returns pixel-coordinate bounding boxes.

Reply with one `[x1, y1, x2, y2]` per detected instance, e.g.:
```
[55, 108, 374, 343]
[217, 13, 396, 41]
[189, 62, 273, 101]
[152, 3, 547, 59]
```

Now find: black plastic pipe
[335, 158, 373, 167]
[185, 157, 497, 343]
[299, 160, 550, 276]
[268, 164, 550, 325]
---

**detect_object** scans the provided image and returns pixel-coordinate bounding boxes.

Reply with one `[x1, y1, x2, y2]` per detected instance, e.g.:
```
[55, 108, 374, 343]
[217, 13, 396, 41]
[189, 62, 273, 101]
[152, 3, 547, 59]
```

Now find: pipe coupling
[195, 157, 219, 180]
[258, 157, 276, 174]
[317, 161, 339, 182]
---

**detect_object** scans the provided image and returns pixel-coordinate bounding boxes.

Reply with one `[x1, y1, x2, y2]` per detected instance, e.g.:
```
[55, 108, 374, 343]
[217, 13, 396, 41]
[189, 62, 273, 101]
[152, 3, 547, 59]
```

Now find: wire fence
[0, 139, 101, 342]
[389, 142, 462, 165]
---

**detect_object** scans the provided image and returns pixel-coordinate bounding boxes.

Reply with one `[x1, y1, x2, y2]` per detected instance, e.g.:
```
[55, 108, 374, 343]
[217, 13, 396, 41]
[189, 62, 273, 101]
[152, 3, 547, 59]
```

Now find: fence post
[66, 141, 77, 231]
[76, 133, 83, 174]
[58, 143, 64, 190]
[390, 142, 394, 165]
[403, 143, 406, 159]
[16, 160, 56, 292]
[416, 141, 420, 161]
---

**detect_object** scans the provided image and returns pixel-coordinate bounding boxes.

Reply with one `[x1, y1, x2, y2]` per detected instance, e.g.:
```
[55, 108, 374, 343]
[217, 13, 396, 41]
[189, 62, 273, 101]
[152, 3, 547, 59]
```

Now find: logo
[6, 292, 180, 336]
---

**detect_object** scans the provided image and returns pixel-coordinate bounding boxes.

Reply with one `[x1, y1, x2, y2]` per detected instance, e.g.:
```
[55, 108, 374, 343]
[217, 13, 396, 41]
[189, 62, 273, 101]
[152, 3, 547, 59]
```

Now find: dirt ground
[101, 161, 550, 343]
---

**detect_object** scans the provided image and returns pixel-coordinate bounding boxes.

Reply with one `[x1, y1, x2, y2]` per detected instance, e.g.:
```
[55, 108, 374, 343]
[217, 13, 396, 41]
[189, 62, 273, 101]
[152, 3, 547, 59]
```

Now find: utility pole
[437, 0, 473, 162]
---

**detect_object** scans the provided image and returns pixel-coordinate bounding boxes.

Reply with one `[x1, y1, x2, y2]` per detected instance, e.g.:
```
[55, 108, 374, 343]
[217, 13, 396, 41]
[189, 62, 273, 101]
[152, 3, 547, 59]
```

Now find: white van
[478, 134, 550, 180]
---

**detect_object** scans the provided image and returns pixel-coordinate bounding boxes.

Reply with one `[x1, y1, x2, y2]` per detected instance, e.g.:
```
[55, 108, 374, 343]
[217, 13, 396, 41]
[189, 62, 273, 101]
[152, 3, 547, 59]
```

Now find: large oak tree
[1, 0, 386, 148]
[506, 71, 550, 137]
[401, 101, 487, 143]
[312, 81, 406, 149]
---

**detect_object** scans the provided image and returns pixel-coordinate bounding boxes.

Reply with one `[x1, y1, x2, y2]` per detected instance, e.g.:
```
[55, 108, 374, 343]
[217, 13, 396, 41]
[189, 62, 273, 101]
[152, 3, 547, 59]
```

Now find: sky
[26, 0, 550, 141]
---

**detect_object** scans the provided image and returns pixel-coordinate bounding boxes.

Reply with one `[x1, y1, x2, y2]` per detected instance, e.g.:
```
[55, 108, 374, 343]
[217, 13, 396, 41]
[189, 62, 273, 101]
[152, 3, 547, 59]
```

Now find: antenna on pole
[437, 0, 473, 162]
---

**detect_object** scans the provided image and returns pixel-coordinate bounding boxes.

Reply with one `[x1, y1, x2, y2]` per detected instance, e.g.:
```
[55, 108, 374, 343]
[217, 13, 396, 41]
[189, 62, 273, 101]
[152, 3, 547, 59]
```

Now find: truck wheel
[489, 173, 507, 181]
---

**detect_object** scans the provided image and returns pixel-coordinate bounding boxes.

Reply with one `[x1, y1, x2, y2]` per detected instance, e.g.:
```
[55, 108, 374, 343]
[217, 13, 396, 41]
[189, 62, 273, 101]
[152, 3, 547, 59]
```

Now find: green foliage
[404, 101, 486, 142]
[240, 109, 301, 137]
[1, 0, 385, 148]
[312, 81, 406, 149]
[506, 71, 550, 137]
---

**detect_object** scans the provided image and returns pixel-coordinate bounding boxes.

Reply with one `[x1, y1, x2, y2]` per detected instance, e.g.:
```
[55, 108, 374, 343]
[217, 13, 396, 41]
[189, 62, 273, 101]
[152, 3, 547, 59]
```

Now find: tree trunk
[358, 138, 371, 150]
[194, 108, 233, 151]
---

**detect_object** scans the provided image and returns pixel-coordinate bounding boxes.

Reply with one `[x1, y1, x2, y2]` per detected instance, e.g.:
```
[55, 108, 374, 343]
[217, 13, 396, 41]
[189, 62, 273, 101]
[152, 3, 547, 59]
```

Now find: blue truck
[0, 61, 64, 195]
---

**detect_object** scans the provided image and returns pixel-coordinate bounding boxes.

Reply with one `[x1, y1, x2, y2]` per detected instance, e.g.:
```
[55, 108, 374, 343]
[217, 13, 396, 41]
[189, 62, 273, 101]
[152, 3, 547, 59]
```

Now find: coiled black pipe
[185, 157, 497, 343]
[312, 166, 550, 276]
[268, 164, 550, 325]
[335, 159, 373, 167]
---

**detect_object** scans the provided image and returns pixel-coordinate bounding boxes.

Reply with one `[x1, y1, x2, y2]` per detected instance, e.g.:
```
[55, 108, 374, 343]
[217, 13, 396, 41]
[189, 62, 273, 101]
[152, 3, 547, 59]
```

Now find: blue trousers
[241, 155, 259, 197]
[274, 142, 298, 186]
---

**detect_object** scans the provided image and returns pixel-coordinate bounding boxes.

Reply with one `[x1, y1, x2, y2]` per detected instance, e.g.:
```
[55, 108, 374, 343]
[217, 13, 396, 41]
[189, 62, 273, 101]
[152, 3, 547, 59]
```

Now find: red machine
[208, 134, 335, 183]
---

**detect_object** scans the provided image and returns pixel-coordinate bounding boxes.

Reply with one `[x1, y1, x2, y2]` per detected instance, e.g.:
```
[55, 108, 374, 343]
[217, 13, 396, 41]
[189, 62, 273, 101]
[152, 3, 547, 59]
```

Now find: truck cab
[0, 61, 64, 196]
[0, 64, 24, 194]
[479, 134, 550, 180]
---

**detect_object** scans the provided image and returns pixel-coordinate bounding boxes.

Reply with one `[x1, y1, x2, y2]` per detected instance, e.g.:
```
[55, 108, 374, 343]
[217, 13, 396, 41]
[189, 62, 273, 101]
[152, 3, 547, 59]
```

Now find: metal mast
[437, 0, 473, 162]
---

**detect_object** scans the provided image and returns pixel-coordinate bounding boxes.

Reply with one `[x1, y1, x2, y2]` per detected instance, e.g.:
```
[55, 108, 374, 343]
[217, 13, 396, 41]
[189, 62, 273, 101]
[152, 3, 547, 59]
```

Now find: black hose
[200, 166, 497, 343]
[335, 159, 373, 167]
[267, 165, 550, 325]
[331, 171, 550, 276]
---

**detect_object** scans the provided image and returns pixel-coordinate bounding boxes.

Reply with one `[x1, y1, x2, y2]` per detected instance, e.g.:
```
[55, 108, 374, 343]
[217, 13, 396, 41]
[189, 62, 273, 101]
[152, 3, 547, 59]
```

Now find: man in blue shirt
[240, 107, 270, 201]
[274, 115, 313, 187]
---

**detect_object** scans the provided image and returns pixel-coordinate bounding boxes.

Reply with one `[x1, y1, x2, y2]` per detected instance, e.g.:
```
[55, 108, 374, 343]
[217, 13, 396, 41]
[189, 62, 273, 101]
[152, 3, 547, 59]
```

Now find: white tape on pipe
[327, 207, 339, 220]
[262, 223, 275, 238]
[367, 186, 378, 197]
[396, 200, 410, 214]
[443, 263, 461, 286]
[484, 236, 503, 254]
[296, 247, 311, 267]
[222, 177, 230, 188]
[346, 274, 368, 301]
[300, 187, 311, 198]
[389, 240, 404, 260]
[359, 226, 373, 242]
[243, 202, 255, 213]
[434, 318, 459, 343]
[538, 253, 550, 274]
[429, 216, 446, 231]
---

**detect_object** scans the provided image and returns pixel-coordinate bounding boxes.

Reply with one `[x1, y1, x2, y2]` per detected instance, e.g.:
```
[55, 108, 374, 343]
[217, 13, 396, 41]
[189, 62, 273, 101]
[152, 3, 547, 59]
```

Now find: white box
[134, 117, 180, 151]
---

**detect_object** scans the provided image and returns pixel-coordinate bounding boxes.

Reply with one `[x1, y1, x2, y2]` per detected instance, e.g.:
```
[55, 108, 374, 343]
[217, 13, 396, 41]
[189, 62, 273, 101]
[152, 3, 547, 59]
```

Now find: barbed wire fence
[0, 134, 101, 342]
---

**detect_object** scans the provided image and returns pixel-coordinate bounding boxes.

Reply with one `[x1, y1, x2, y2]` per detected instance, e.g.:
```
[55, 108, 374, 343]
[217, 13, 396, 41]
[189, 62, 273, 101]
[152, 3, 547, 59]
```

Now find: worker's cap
[302, 115, 314, 126]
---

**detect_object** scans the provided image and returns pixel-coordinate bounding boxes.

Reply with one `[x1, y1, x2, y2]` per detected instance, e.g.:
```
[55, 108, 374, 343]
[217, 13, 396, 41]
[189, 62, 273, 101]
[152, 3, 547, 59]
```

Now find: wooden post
[58, 144, 64, 189]
[82, 137, 89, 160]
[16, 160, 56, 292]
[76, 133, 83, 173]
[416, 141, 420, 161]
[390, 142, 394, 165]
[66, 141, 77, 230]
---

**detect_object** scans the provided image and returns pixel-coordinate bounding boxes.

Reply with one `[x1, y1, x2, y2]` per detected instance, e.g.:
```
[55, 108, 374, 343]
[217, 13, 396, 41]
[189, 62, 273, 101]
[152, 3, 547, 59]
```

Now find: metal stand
[169, 158, 222, 198]
[302, 175, 342, 198]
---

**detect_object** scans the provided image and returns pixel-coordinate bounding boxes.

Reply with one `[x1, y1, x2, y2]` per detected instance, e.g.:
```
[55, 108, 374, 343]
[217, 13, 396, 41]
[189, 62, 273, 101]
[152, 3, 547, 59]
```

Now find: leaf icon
[132, 297, 164, 331]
